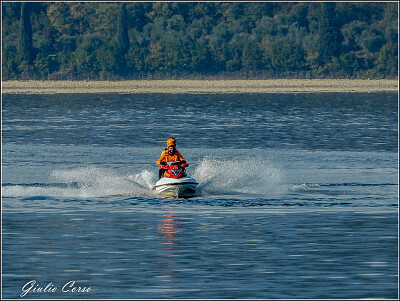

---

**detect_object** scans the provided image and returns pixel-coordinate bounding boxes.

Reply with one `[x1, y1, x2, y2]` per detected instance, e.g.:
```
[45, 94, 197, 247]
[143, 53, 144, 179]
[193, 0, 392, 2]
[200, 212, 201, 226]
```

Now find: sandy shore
[2, 79, 398, 94]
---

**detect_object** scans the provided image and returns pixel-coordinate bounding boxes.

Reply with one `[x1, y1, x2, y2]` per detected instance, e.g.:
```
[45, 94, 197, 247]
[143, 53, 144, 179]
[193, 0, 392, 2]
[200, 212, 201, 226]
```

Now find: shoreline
[2, 79, 398, 94]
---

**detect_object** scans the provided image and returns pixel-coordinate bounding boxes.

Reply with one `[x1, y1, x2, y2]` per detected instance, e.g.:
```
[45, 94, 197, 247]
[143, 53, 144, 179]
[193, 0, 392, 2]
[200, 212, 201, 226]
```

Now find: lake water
[2, 92, 398, 299]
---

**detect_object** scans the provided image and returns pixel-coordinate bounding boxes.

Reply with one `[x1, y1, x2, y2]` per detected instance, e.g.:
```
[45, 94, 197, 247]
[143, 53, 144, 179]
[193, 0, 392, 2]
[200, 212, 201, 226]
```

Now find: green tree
[73, 34, 103, 78]
[190, 36, 214, 74]
[46, 3, 94, 37]
[317, 2, 343, 65]
[117, 2, 129, 54]
[146, 41, 165, 72]
[341, 21, 368, 52]
[127, 2, 150, 32]
[146, 2, 172, 20]
[2, 44, 20, 78]
[18, 2, 34, 62]
[92, 3, 119, 37]
[241, 40, 263, 73]
[34, 52, 59, 79]
[359, 28, 386, 53]
[96, 43, 127, 79]
[126, 40, 147, 75]
[375, 44, 398, 77]
[337, 52, 361, 77]
[46, 3, 73, 36]
[263, 39, 307, 73]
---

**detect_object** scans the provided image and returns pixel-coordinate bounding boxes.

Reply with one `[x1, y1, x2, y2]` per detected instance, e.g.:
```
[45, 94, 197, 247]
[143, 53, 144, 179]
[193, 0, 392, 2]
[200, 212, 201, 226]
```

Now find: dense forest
[2, 1, 398, 80]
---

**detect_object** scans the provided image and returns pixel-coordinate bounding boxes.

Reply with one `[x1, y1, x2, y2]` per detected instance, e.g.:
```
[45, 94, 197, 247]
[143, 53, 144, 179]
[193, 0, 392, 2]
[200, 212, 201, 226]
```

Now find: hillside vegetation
[2, 2, 398, 80]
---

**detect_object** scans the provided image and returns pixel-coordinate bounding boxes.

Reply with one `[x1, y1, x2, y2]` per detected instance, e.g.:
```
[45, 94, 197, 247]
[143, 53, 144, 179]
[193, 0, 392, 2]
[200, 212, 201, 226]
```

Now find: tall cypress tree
[317, 2, 342, 65]
[18, 2, 33, 62]
[117, 3, 130, 55]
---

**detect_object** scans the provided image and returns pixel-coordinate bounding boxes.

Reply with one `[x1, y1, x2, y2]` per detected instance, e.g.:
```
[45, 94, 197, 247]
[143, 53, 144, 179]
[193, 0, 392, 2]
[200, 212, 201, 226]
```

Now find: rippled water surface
[2, 92, 398, 299]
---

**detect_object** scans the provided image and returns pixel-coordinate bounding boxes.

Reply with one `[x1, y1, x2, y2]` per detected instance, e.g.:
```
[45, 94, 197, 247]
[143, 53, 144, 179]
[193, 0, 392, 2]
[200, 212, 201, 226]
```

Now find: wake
[2, 167, 153, 198]
[192, 156, 286, 197]
[2, 157, 286, 199]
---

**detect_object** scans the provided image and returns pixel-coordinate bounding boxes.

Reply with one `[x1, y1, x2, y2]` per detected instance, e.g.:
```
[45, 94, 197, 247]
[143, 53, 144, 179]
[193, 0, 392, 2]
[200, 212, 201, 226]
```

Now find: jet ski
[153, 161, 198, 198]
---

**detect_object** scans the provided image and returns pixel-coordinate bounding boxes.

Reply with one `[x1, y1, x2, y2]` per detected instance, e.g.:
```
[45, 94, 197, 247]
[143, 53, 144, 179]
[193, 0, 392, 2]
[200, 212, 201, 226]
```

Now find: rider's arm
[177, 151, 186, 163]
[156, 150, 166, 165]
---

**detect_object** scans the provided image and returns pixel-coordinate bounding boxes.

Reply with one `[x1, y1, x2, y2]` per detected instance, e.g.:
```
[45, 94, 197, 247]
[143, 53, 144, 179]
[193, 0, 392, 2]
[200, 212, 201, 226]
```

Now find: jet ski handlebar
[166, 161, 181, 166]
[162, 161, 189, 168]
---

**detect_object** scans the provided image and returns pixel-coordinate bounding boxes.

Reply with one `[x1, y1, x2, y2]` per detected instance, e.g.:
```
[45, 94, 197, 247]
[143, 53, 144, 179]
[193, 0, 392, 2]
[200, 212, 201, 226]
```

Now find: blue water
[2, 92, 398, 299]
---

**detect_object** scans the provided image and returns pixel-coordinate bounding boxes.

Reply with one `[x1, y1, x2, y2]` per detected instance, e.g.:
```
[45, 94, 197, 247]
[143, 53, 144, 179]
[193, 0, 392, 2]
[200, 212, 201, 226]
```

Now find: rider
[156, 137, 187, 179]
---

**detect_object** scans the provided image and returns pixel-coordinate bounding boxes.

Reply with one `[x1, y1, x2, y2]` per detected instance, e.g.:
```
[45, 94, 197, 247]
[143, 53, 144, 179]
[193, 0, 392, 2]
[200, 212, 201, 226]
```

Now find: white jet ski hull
[153, 176, 198, 198]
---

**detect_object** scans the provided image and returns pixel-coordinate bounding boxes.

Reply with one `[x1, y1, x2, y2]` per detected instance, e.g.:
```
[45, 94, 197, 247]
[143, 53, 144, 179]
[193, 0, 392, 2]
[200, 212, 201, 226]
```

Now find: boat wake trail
[2, 167, 153, 199]
[2, 157, 286, 199]
[51, 167, 153, 197]
[192, 157, 286, 198]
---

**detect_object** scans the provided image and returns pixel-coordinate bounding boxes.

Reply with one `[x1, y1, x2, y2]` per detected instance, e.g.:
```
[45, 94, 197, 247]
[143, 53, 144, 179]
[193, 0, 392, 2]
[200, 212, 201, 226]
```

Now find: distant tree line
[2, 2, 398, 80]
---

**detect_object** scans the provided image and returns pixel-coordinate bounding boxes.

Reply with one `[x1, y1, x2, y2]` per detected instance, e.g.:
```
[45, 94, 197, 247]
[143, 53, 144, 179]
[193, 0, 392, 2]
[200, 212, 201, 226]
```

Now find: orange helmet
[166, 137, 176, 147]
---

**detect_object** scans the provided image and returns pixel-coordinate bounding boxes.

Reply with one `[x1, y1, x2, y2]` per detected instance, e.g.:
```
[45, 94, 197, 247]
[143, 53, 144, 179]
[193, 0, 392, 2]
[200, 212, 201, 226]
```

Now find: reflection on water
[157, 212, 179, 270]
[157, 211, 183, 296]
[158, 213, 179, 242]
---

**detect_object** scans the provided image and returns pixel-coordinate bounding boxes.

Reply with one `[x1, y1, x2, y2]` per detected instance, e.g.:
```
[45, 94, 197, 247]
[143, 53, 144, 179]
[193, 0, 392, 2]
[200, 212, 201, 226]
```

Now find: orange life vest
[156, 149, 186, 169]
